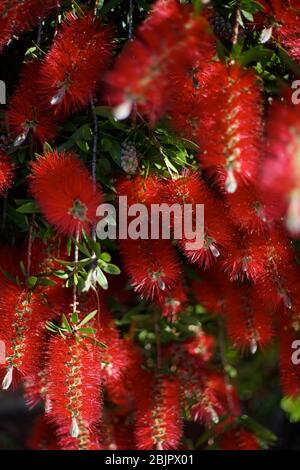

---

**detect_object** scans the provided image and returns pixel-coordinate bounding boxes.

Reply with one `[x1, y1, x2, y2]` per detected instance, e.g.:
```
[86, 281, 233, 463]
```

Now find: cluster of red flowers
[1, 0, 300, 451]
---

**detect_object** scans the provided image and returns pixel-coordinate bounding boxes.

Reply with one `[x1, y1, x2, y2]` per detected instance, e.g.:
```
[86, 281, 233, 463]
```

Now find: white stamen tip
[113, 99, 133, 121]
[2, 366, 13, 390]
[259, 26, 273, 44]
[70, 416, 80, 438]
[250, 337, 258, 355]
[225, 168, 238, 194]
[210, 244, 220, 258]
[13, 130, 28, 147]
[50, 87, 66, 106]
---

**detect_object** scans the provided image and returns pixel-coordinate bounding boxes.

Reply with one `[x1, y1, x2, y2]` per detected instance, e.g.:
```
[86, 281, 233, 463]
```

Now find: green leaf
[100, 252, 111, 263]
[281, 395, 300, 423]
[103, 263, 121, 275]
[27, 276, 38, 288]
[241, 9, 254, 22]
[79, 327, 97, 335]
[71, 311, 79, 325]
[61, 314, 72, 334]
[20, 261, 27, 277]
[96, 268, 108, 290]
[77, 309, 98, 328]
[16, 201, 39, 214]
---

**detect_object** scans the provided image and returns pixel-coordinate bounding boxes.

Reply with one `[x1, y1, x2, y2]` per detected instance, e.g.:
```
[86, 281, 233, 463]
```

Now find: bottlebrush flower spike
[0, 285, 51, 389]
[185, 329, 215, 363]
[119, 238, 180, 301]
[0, 151, 14, 194]
[0, 1, 60, 53]
[30, 149, 103, 236]
[219, 428, 260, 450]
[45, 333, 103, 448]
[225, 185, 271, 234]
[168, 60, 225, 142]
[268, 1, 300, 64]
[158, 284, 187, 321]
[222, 232, 268, 283]
[135, 375, 182, 450]
[116, 174, 163, 207]
[179, 197, 233, 269]
[191, 267, 228, 315]
[105, 0, 214, 122]
[224, 284, 274, 352]
[27, 416, 59, 450]
[197, 64, 263, 193]
[7, 62, 60, 145]
[260, 97, 300, 236]
[253, 229, 299, 310]
[169, 344, 225, 424]
[40, 12, 112, 116]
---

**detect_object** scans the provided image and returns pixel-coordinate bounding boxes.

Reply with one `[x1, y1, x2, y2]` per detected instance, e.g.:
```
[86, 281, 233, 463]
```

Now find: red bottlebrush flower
[253, 229, 299, 310]
[191, 387, 224, 424]
[116, 174, 163, 207]
[219, 428, 260, 450]
[105, 0, 214, 122]
[45, 333, 102, 446]
[0, 1, 59, 53]
[197, 64, 263, 193]
[191, 267, 228, 314]
[185, 329, 215, 363]
[222, 231, 268, 283]
[119, 238, 181, 301]
[260, 97, 300, 236]
[179, 197, 232, 269]
[168, 60, 225, 142]
[225, 184, 272, 234]
[58, 427, 103, 450]
[40, 12, 112, 116]
[168, 344, 225, 424]
[30, 149, 103, 236]
[101, 413, 136, 450]
[0, 285, 51, 389]
[0, 151, 14, 194]
[7, 62, 60, 145]
[269, 1, 300, 64]
[224, 284, 274, 352]
[135, 375, 182, 450]
[279, 315, 300, 397]
[27, 416, 59, 450]
[158, 283, 187, 321]
[163, 172, 209, 206]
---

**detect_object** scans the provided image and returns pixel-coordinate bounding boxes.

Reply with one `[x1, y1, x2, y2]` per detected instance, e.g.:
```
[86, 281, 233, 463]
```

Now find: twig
[128, 0, 134, 40]
[232, 0, 241, 46]
[27, 215, 35, 277]
[36, 22, 43, 48]
[154, 309, 162, 370]
[217, 316, 236, 414]
[72, 229, 80, 315]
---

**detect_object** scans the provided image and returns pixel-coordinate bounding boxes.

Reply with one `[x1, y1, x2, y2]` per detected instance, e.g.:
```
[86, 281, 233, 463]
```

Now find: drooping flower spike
[119, 238, 181, 301]
[105, 0, 214, 122]
[261, 96, 300, 236]
[0, 150, 14, 194]
[30, 149, 103, 236]
[0, 0, 60, 53]
[7, 62, 60, 146]
[40, 12, 112, 116]
[0, 285, 51, 390]
[197, 64, 263, 193]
